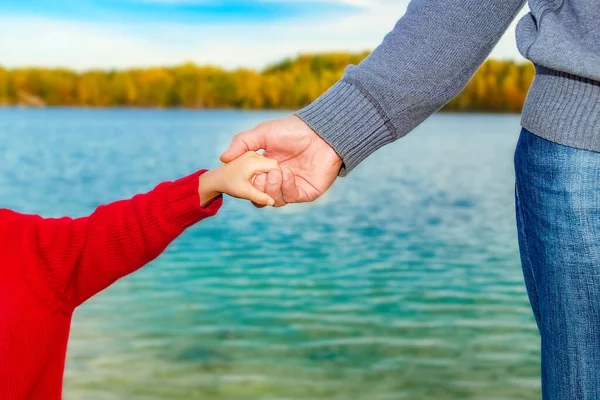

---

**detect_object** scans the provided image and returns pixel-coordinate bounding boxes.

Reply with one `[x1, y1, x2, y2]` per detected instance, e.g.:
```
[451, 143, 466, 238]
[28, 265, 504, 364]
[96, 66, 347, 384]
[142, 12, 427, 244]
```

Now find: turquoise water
[0, 109, 540, 399]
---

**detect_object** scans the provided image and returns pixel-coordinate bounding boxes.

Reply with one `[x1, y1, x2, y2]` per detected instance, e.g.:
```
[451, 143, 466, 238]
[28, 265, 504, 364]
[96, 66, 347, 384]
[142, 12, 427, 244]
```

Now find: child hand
[199, 152, 279, 207]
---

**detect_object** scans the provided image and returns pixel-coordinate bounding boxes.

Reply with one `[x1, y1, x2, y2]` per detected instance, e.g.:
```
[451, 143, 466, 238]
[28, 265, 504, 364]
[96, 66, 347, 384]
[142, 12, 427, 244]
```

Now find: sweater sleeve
[1, 170, 222, 313]
[296, 0, 525, 175]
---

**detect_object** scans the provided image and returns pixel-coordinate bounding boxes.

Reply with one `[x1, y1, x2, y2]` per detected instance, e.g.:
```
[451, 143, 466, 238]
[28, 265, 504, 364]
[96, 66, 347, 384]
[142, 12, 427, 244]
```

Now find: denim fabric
[515, 128, 600, 399]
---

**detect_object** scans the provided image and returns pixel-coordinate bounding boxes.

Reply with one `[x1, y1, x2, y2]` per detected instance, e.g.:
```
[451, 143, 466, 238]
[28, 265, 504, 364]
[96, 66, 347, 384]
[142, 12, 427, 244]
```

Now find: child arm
[1, 171, 220, 313]
[1, 154, 279, 313]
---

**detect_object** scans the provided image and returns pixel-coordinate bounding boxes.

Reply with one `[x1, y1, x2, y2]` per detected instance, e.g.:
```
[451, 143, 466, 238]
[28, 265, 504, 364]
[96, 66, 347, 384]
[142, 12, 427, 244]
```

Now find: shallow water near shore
[0, 109, 540, 399]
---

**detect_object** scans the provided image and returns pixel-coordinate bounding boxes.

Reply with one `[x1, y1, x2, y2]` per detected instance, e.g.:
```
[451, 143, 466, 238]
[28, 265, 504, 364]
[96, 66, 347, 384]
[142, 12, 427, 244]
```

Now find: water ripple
[0, 109, 539, 399]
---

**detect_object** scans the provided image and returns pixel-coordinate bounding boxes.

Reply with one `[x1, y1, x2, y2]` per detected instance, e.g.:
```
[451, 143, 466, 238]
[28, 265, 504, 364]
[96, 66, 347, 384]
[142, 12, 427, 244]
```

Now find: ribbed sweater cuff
[163, 170, 222, 229]
[296, 80, 396, 176]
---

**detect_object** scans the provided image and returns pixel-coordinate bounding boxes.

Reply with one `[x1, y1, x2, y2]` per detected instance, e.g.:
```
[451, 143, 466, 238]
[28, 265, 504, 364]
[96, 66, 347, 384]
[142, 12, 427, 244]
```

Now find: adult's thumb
[220, 128, 267, 163]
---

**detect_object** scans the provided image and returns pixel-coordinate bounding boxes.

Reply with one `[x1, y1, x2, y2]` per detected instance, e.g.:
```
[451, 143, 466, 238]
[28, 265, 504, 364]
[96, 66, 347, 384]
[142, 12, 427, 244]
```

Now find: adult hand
[220, 115, 342, 207]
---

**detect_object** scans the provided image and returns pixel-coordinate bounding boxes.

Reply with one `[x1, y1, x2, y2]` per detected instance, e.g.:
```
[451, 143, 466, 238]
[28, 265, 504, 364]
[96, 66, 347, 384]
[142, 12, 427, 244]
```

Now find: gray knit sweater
[297, 0, 600, 175]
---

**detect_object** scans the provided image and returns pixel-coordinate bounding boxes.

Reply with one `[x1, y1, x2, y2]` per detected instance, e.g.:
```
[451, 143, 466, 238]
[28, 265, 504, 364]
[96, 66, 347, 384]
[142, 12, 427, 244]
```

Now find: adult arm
[221, 0, 526, 205]
[297, 0, 526, 175]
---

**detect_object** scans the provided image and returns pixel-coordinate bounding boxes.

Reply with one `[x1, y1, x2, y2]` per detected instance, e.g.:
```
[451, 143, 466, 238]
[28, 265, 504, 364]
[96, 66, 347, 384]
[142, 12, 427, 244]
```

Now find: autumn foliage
[0, 52, 534, 112]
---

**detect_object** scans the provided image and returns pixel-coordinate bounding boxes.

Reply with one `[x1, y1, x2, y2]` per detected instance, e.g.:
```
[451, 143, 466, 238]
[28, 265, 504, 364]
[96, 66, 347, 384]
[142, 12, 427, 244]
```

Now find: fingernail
[268, 171, 278, 183]
[255, 174, 266, 185]
[268, 198, 275, 206]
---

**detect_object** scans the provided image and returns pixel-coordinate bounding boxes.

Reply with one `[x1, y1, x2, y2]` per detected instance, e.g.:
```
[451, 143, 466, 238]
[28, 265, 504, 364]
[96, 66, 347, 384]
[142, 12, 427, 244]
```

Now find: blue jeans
[515, 128, 600, 399]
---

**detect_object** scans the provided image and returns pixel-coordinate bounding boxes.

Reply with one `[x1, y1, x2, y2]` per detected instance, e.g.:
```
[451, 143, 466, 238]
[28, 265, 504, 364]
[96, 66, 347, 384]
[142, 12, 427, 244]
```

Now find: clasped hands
[201, 115, 343, 208]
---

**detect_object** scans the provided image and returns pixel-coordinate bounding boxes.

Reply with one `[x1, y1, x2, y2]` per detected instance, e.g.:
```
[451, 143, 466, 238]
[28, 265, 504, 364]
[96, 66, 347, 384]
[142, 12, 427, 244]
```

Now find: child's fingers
[243, 184, 276, 206]
[250, 155, 280, 175]
[250, 173, 268, 209]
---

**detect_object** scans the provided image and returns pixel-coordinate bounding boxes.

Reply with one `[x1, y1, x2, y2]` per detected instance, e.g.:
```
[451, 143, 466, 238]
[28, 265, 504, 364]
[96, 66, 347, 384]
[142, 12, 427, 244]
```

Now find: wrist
[295, 80, 395, 176]
[314, 128, 343, 173]
[198, 169, 222, 207]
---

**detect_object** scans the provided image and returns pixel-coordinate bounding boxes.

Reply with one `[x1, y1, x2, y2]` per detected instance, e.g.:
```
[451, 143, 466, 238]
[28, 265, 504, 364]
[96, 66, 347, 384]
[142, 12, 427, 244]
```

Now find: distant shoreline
[0, 52, 533, 113]
[0, 106, 522, 115]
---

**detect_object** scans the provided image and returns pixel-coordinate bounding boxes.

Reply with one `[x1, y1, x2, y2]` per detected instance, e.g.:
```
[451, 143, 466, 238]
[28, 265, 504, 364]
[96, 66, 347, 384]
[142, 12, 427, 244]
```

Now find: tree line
[0, 52, 534, 112]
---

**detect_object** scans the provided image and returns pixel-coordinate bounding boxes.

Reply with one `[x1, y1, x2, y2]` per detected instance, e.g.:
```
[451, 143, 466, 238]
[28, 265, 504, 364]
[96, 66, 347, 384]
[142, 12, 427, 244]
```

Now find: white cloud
[0, 2, 527, 71]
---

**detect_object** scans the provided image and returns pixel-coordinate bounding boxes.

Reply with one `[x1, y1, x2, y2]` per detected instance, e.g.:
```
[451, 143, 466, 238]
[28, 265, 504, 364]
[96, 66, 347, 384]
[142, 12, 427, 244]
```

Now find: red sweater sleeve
[0, 170, 222, 314]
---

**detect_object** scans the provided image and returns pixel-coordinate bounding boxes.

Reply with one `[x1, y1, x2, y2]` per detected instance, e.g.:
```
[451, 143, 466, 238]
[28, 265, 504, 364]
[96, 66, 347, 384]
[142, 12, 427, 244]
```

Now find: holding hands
[220, 115, 343, 207]
[199, 151, 280, 208]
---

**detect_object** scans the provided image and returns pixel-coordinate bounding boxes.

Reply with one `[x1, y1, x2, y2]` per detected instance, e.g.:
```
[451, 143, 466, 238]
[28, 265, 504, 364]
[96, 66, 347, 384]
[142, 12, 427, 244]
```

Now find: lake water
[0, 109, 540, 399]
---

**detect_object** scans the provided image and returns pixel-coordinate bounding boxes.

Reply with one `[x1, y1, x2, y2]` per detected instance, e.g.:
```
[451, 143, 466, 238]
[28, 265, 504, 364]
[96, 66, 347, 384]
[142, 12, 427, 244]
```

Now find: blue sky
[0, 0, 526, 70]
[0, 0, 358, 23]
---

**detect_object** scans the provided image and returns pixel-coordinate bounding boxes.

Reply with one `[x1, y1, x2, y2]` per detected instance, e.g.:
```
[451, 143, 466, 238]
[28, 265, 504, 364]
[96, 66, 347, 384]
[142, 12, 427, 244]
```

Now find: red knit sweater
[0, 171, 222, 399]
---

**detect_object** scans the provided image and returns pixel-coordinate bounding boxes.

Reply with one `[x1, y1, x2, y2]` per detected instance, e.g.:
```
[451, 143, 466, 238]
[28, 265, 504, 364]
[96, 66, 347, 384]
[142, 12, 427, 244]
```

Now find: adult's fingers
[220, 125, 268, 163]
[253, 173, 267, 192]
[265, 169, 285, 207]
[281, 167, 301, 203]
[247, 156, 279, 208]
